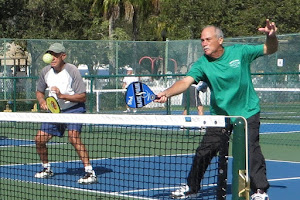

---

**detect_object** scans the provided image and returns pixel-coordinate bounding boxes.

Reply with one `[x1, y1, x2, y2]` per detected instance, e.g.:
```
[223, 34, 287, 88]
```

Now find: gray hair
[203, 25, 224, 39]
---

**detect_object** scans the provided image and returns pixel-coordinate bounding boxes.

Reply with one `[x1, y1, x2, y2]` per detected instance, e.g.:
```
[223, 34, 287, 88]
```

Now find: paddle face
[125, 82, 157, 108]
[46, 96, 61, 113]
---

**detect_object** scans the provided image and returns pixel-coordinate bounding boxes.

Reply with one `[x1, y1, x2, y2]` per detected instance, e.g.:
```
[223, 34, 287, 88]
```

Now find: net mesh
[0, 112, 229, 200]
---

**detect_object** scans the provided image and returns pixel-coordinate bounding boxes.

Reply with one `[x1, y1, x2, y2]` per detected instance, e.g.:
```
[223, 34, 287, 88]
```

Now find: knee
[68, 135, 82, 146]
[68, 136, 77, 145]
[35, 132, 47, 146]
[35, 130, 52, 144]
[68, 131, 82, 146]
[35, 136, 40, 145]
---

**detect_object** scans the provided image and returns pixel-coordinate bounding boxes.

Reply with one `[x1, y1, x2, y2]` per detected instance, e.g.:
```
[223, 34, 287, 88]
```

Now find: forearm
[36, 91, 45, 104]
[58, 93, 86, 103]
[36, 91, 48, 110]
[158, 76, 194, 98]
[164, 80, 191, 98]
[264, 35, 278, 55]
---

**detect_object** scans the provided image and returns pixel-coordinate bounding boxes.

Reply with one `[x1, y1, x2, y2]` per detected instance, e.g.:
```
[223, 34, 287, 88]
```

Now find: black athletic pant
[187, 113, 269, 194]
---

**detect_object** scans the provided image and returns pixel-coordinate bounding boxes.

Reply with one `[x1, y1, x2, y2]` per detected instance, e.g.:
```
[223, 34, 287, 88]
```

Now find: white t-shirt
[37, 63, 86, 110]
[123, 76, 139, 88]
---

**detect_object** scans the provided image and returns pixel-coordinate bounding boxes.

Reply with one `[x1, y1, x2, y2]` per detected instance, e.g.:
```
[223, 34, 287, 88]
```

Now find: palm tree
[102, 0, 121, 39]
[90, 0, 160, 40]
[89, 0, 161, 74]
[127, 0, 161, 41]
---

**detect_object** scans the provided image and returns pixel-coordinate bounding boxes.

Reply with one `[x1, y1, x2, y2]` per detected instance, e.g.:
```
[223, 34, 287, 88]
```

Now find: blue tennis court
[1, 122, 299, 199]
[1, 155, 299, 199]
[260, 123, 300, 134]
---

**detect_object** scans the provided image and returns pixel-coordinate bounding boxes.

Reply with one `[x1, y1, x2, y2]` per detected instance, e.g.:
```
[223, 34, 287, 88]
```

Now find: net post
[232, 117, 250, 200]
[89, 77, 95, 113]
[166, 98, 171, 115]
[186, 88, 190, 115]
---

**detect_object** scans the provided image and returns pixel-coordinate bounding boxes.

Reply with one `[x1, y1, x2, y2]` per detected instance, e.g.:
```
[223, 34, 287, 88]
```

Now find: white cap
[127, 67, 133, 71]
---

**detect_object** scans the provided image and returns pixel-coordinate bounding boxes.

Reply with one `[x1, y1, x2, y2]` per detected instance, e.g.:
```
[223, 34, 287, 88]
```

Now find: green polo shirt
[187, 44, 264, 118]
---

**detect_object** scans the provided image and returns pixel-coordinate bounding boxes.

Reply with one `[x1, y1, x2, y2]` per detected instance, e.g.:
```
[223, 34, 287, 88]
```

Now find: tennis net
[0, 112, 245, 200]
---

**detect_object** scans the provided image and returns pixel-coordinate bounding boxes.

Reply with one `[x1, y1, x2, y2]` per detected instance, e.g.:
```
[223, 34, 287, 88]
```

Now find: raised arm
[258, 19, 278, 55]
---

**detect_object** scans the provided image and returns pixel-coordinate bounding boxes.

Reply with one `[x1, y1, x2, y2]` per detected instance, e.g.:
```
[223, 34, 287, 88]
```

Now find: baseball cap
[127, 67, 133, 71]
[46, 43, 66, 53]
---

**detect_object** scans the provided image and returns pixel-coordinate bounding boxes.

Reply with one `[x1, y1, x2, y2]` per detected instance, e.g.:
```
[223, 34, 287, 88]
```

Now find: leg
[197, 105, 204, 115]
[248, 113, 269, 192]
[68, 130, 91, 167]
[187, 127, 228, 192]
[34, 130, 54, 178]
[182, 108, 188, 115]
[35, 130, 53, 164]
[68, 129, 97, 184]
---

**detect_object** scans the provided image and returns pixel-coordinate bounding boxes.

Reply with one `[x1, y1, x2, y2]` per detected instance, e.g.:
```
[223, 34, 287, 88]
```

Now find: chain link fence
[0, 34, 299, 121]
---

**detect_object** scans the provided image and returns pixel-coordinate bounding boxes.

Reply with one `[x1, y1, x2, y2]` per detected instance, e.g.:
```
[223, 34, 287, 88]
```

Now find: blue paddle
[125, 82, 159, 108]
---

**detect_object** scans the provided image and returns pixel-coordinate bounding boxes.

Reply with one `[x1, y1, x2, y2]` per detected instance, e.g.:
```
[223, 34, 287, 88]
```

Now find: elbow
[267, 48, 278, 55]
[80, 93, 86, 103]
[265, 44, 278, 55]
[80, 97, 86, 103]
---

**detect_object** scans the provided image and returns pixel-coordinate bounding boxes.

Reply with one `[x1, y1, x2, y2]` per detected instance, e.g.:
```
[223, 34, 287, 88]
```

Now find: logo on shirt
[229, 60, 240, 68]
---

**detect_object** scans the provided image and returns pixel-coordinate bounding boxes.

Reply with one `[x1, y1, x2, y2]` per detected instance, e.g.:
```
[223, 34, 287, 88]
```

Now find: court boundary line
[269, 177, 300, 182]
[266, 159, 300, 164]
[0, 137, 66, 148]
[2, 155, 298, 167]
[0, 177, 157, 200]
[0, 153, 196, 167]
[117, 183, 217, 194]
[261, 131, 300, 134]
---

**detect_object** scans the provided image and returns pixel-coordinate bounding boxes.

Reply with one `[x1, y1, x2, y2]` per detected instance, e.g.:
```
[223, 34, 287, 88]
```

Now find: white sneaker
[251, 189, 269, 200]
[133, 109, 137, 113]
[123, 108, 131, 113]
[170, 185, 198, 199]
[78, 171, 97, 184]
[34, 168, 54, 178]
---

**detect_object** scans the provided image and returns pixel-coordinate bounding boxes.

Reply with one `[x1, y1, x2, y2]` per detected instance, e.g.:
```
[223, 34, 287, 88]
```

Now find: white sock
[42, 163, 51, 170]
[85, 165, 94, 173]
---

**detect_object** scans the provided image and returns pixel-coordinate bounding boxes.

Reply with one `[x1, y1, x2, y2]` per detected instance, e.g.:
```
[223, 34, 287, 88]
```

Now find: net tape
[0, 112, 226, 127]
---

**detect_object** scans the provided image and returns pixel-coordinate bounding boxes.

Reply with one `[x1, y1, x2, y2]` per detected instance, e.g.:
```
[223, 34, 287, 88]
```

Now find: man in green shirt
[155, 19, 278, 200]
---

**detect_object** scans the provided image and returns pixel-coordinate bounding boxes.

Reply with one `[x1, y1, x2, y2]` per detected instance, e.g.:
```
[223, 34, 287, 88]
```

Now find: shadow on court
[54, 166, 113, 176]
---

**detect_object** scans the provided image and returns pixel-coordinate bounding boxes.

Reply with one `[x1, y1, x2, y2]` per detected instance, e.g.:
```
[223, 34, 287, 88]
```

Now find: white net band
[0, 112, 226, 128]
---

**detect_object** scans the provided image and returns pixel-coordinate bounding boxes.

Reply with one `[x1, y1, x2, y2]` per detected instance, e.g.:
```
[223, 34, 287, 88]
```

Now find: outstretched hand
[258, 19, 277, 36]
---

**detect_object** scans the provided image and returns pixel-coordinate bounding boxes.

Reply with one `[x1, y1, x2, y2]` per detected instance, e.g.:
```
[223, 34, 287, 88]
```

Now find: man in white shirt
[34, 43, 97, 184]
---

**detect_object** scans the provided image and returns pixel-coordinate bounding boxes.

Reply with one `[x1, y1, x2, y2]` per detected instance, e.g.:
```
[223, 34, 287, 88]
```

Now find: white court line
[0, 143, 65, 148]
[269, 177, 300, 182]
[261, 131, 300, 134]
[0, 137, 66, 148]
[116, 183, 217, 194]
[266, 159, 300, 164]
[0, 153, 195, 167]
[117, 158, 300, 195]
[0, 177, 157, 200]
[117, 176, 300, 195]
[266, 159, 300, 183]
